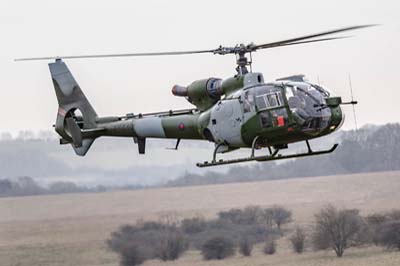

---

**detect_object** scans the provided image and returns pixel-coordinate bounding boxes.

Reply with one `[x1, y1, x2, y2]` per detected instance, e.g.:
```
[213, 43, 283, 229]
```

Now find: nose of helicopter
[286, 85, 334, 134]
[328, 103, 345, 132]
[286, 83, 349, 137]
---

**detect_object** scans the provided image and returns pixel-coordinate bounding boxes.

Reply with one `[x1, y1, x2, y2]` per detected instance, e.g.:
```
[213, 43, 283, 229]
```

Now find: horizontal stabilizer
[73, 138, 96, 156]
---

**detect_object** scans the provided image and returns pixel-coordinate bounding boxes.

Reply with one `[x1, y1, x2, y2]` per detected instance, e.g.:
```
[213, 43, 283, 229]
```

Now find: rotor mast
[235, 46, 252, 75]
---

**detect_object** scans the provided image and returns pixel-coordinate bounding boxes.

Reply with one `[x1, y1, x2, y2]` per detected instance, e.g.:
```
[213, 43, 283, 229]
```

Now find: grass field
[1, 171, 400, 266]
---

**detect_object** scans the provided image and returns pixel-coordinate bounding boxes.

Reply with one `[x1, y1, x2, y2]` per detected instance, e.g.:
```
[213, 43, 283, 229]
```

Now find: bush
[154, 215, 188, 261]
[218, 206, 264, 225]
[366, 209, 400, 246]
[156, 229, 187, 261]
[376, 220, 400, 250]
[107, 225, 141, 253]
[107, 224, 161, 256]
[387, 210, 400, 221]
[201, 236, 235, 260]
[289, 226, 306, 254]
[188, 219, 279, 250]
[140, 220, 166, 231]
[366, 213, 388, 227]
[263, 239, 276, 255]
[312, 205, 364, 257]
[107, 206, 286, 264]
[366, 213, 387, 245]
[119, 243, 146, 266]
[181, 217, 207, 234]
[268, 206, 292, 230]
[239, 236, 253, 256]
[107, 221, 184, 264]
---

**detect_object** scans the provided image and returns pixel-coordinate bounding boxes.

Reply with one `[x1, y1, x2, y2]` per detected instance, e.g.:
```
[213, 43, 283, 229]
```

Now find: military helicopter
[16, 25, 375, 167]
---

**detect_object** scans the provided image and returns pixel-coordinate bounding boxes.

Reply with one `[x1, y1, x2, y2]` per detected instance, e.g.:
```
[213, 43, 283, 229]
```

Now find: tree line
[0, 176, 144, 197]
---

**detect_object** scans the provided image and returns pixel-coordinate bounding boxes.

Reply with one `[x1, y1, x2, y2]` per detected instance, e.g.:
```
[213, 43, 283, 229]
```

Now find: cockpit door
[254, 85, 289, 129]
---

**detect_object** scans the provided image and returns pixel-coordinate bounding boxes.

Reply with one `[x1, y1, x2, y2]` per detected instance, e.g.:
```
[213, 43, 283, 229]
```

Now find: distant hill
[0, 133, 208, 186]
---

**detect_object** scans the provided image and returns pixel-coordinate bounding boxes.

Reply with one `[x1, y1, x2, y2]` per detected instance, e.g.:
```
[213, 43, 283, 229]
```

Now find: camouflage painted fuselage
[101, 74, 343, 150]
[50, 60, 343, 157]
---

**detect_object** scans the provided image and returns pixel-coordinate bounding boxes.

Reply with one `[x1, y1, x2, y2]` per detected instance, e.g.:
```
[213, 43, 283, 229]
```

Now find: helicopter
[16, 25, 375, 167]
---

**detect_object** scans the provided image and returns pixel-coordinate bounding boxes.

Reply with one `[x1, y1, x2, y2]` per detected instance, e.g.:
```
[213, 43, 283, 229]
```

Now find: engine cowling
[172, 78, 223, 111]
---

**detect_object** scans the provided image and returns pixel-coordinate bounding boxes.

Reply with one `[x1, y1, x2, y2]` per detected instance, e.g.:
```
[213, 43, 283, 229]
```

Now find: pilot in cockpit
[288, 95, 308, 125]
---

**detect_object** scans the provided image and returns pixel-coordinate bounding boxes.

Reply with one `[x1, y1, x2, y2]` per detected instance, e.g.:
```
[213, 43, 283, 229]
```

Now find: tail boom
[48, 60, 204, 155]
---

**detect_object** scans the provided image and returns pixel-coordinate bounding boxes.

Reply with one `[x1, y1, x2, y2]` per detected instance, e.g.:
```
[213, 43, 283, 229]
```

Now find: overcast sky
[0, 0, 399, 135]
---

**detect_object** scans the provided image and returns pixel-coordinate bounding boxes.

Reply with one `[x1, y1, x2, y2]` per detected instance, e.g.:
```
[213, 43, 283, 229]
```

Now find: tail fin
[49, 59, 97, 156]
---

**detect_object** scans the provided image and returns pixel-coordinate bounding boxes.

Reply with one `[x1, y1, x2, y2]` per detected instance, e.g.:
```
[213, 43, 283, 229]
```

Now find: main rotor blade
[15, 24, 377, 61]
[267, 36, 351, 49]
[15, 49, 215, 61]
[253, 24, 377, 50]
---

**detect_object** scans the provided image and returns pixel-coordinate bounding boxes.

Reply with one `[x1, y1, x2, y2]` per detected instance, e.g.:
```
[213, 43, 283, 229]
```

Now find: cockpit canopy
[245, 82, 332, 133]
[285, 82, 332, 132]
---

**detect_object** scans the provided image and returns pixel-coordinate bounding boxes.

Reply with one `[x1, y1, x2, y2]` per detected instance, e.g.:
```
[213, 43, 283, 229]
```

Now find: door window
[255, 86, 284, 111]
[253, 85, 288, 128]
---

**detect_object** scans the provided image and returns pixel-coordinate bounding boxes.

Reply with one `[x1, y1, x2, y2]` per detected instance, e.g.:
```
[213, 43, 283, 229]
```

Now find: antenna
[348, 74, 358, 131]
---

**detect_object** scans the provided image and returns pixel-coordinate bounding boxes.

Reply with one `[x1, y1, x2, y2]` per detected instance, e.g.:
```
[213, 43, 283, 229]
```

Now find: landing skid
[196, 139, 338, 168]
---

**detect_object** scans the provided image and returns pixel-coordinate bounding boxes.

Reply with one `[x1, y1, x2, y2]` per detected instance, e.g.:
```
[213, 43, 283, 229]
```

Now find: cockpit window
[250, 85, 288, 128]
[243, 90, 254, 113]
[255, 86, 284, 111]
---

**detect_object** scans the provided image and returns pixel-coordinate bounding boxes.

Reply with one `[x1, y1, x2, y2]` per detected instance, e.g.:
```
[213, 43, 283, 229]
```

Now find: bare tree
[49, 181, 82, 194]
[387, 210, 400, 221]
[107, 214, 186, 265]
[0, 179, 13, 195]
[263, 238, 277, 255]
[218, 206, 264, 225]
[119, 243, 146, 266]
[201, 236, 235, 260]
[239, 236, 253, 256]
[368, 210, 400, 251]
[289, 226, 306, 253]
[262, 208, 274, 227]
[376, 221, 400, 251]
[181, 216, 207, 234]
[267, 206, 292, 230]
[366, 213, 388, 245]
[156, 229, 187, 261]
[155, 214, 187, 261]
[312, 205, 364, 257]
